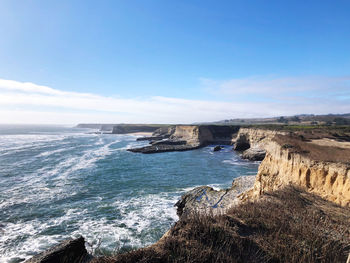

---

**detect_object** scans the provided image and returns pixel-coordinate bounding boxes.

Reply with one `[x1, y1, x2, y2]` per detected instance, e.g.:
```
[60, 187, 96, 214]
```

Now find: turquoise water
[0, 125, 259, 262]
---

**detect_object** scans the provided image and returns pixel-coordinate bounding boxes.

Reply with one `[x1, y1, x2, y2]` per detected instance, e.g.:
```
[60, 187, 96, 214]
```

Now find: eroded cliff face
[234, 128, 350, 207]
[234, 127, 287, 150]
[170, 125, 239, 146]
[249, 140, 350, 206]
[170, 125, 204, 145]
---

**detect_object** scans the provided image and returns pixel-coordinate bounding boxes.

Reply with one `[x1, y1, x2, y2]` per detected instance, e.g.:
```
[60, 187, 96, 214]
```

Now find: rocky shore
[175, 175, 256, 217]
[25, 125, 350, 263]
[128, 125, 239, 153]
[25, 237, 91, 263]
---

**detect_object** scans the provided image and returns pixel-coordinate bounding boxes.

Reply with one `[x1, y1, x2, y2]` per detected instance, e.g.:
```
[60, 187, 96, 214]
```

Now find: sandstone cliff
[170, 125, 239, 145]
[129, 125, 239, 153]
[248, 137, 350, 206]
[26, 126, 350, 262]
[233, 127, 287, 150]
[235, 128, 350, 207]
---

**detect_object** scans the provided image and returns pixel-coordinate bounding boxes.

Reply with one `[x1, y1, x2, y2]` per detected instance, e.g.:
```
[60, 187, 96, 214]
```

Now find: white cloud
[0, 77, 349, 124]
[201, 76, 350, 96]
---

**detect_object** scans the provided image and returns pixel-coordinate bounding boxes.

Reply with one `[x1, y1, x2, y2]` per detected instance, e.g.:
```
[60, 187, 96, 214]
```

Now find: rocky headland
[26, 125, 350, 263]
[111, 124, 166, 134]
[128, 125, 239, 153]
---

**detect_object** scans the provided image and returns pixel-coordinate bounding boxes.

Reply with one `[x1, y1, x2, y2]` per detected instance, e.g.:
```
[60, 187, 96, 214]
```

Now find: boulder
[175, 176, 256, 217]
[213, 145, 223, 151]
[25, 236, 91, 263]
[241, 148, 266, 161]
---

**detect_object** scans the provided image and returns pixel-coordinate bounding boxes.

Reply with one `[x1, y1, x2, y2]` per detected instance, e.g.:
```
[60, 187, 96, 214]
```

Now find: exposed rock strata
[136, 126, 176, 141]
[129, 125, 239, 154]
[153, 126, 176, 137]
[26, 126, 350, 262]
[230, 128, 350, 207]
[234, 127, 287, 150]
[246, 138, 350, 206]
[175, 176, 256, 216]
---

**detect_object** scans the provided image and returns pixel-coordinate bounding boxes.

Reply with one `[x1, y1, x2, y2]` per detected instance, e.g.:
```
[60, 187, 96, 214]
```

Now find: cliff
[175, 127, 350, 213]
[129, 125, 239, 153]
[171, 125, 239, 145]
[112, 124, 166, 134]
[25, 126, 350, 262]
[233, 127, 288, 150]
[247, 135, 350, 207]
[175, 176, 256, 216]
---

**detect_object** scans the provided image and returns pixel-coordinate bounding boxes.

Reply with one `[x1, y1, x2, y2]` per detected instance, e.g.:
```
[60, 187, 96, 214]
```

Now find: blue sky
[0, 0, 349, 124]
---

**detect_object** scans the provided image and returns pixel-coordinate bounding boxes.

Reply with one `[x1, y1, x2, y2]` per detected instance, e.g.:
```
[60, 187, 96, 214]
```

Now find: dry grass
[274, 134, 350, 163]
[92, 187, 350, 263]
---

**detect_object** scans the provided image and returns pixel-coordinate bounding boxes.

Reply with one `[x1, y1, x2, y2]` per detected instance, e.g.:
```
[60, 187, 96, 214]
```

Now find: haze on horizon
[0, 0, 349, 124]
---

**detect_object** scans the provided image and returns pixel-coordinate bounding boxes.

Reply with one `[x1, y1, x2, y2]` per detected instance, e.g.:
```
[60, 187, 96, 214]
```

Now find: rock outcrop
[128, 143, 200, 154]
[231, 129, 350, 207]
[233, 127, 287, 150]
[213, 145, 223, 152]
[129, 125, 240, 154]
[247, 138, 350, 206]
[25, 236, 91, 263]
[241, 147, 266, 161]
[175, 176, 256, 216]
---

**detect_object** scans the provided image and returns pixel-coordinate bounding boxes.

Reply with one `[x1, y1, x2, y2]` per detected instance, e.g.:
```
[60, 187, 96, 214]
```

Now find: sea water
[0, 125, 259, 262]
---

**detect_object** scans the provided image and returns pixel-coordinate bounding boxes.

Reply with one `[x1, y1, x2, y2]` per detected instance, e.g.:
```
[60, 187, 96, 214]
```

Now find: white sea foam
[0, 128, 260, 262]
[36, 139, 120, 183]
[181, 183, 229, 192]
[0, 192, 180, 262]
[35, 147, 73, 157]
[0, 219, 62, 262]
[222, 159, 261, 166]
[117, 140, 149, 151]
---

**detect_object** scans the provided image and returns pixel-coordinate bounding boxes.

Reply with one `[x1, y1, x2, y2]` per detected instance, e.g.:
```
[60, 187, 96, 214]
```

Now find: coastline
[22, 124, 350, 262]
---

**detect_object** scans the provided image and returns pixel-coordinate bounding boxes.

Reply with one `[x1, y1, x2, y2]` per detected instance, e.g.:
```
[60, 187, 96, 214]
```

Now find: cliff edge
[25, 126, 350, 263]
[128, 125, 239, 153]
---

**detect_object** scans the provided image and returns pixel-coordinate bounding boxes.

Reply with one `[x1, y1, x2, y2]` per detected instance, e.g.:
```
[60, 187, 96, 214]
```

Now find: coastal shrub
[93, 187, 350, 263]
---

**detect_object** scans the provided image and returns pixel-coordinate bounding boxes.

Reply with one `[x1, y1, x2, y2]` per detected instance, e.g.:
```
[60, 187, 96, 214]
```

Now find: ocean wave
[35, 147, 75, 158]
[0, 219, 64, 262]
[0, 192, 179, 262]
[0, 127, 260, 262]
[222, 159, 261, 166]
[36, 139, 121, 182]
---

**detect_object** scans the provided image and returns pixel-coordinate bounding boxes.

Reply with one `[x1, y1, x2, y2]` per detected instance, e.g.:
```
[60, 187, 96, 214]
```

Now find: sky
[0, 0, 349, 124]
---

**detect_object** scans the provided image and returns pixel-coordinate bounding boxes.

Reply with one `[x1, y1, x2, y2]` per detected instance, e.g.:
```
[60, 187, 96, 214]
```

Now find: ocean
[0, 125, 259, 263]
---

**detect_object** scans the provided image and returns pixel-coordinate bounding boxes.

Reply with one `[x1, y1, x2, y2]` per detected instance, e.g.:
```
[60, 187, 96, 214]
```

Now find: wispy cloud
[201, 76, 350, 98]
[0, 77, 349, 124]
